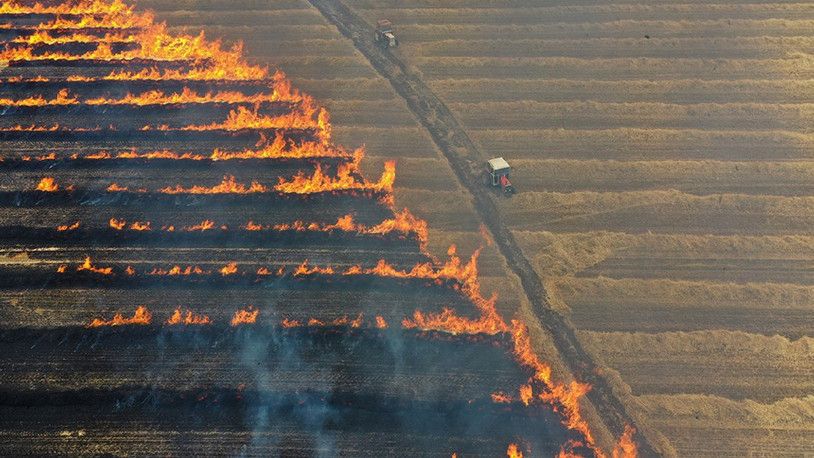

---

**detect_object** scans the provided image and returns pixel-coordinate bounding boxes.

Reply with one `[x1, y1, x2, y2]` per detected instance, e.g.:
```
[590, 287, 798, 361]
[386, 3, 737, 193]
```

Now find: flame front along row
[0, 0, 637, 456]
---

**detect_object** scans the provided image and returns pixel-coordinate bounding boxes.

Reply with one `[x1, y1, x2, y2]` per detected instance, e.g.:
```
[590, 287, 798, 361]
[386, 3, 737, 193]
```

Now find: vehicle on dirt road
[483, 157, 515, 196]
[374, 19, 398, 48]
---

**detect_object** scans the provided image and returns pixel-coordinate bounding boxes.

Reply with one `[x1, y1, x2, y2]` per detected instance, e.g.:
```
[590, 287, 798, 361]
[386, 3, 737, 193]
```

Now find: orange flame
[293, 259, 334, 276]
[102, 60, 266, 82]
[186, 220, 216, 231]
[375, 316, 388, 329]
[507, 444, 523, 458]
[129, 221, 151, 231]
[242, 210, 426, 247]
[210, 134, 353, 161]
[160, 175, 267, 194]
[280, 314, 377, 329]
[0, 87, 298, 108]
[330, 214, 356, 232]
[335, 314, 364, 328]
[281, 318, 300, 328]
[343, 265, 362, 275]
[220, 263, 238, 276]
[260, 247, 503, 336]
[0, 17, 267, 75]
[109, 218, 126, 230]
[556, 442, 585, 458]
[368, 209, 428, 251]
[67, 75, 93, 82]
[83, 87, 295, 106]
[57, 221, 80, 231]
[274, 220, 320, 232]
[86, 305, 151, 328]
[172, 105, 327, 139]
[147, 265, 208, 276]
[35, 177, 59, 192]
[2, 0, 276, 82]
[305, 315, 364, 328]
[1, 41, 124, 63]
[491, 392, 512, 403]
[274, 160, 395, 194]
[612, 426, 638, 458]
[231, 306, 258, 326]
[11, 30, 135, 46]
[0, 0, 134, 15]
[25, 137, 351, 163]
[510, 322, 553, 387]
[0, 88, 78, 107]
[389, 236, 630, 454]
[76, 256, 112, 275]
[346, 245, 492, 301]
[509, 320, 598, 450]
[402, 307, 507, 336]
[6, 123, 99, 133]
[107, 183, 133, 192]
[23, 153, 57, 161]
[519, 384, 534, 406]
[32, 12, 151, 31]
[166, 308, 212, 325]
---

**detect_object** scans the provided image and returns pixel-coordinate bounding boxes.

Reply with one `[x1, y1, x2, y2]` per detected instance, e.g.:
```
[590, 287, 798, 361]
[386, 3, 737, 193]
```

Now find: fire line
[4, 0, 642, 454]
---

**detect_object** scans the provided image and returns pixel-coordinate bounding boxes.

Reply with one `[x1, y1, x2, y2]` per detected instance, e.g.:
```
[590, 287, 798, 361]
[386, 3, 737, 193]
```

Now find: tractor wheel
[374, 33, 379, 42]
[482, 173, 491, 187]
[394, 38, 399, 46]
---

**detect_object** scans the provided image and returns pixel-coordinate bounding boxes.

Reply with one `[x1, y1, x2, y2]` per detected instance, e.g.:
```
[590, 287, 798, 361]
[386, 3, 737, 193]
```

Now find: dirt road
[306, 0, 655, 454]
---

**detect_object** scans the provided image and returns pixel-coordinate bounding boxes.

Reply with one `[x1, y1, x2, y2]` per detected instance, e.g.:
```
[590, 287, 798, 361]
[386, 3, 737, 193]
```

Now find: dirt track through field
[347, 1, 814, 454]
[0, 3, 553, 456]
[306, 0, 655, 454]
[1, 0, 637, 455]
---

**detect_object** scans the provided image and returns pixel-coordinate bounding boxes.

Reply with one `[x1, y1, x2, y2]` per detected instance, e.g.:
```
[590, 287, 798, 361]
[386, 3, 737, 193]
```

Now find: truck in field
[483, 157, 515, 196]
[374, 19, 398, 48]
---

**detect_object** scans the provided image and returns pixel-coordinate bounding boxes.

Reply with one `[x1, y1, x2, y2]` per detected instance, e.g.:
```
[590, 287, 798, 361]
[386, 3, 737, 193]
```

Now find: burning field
[0, 1, 638, 456]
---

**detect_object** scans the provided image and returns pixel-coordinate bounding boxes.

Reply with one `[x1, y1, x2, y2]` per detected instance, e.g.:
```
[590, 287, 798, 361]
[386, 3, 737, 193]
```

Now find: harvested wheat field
[332, 0, 814, 456]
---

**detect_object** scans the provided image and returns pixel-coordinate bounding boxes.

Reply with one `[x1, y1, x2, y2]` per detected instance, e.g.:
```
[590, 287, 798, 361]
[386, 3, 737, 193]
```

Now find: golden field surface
[344, 1, 814, 456]
[137, 0, 814, 455]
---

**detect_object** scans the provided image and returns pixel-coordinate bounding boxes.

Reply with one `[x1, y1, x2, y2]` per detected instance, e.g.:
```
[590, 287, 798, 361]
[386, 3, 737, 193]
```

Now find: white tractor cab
[483, 157, 515, 196]
[374, 19, 399, 48]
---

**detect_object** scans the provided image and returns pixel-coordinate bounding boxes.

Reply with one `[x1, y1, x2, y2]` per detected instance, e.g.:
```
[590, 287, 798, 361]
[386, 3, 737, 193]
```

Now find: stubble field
[5, 0, 812, 455]
[337, 0, 814, 455]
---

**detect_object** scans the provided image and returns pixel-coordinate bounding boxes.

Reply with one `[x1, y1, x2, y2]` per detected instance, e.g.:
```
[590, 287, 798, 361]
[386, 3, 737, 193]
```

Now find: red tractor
[483, 157, 515, 196]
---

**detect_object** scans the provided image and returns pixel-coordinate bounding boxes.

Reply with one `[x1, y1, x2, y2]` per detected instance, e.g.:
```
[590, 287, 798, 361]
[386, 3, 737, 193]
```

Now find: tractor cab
[483, 157, 515, 196]
[375, 19, 399, 48]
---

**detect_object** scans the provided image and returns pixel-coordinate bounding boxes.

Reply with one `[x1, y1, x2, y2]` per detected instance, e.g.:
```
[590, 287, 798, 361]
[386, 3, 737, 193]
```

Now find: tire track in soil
[306, 0, 657, 454]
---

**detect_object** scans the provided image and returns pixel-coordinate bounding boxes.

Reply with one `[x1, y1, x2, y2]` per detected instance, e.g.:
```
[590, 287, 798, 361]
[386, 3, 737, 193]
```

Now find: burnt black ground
[0, 4, 582, 456]
[0, 328, 581, 456]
